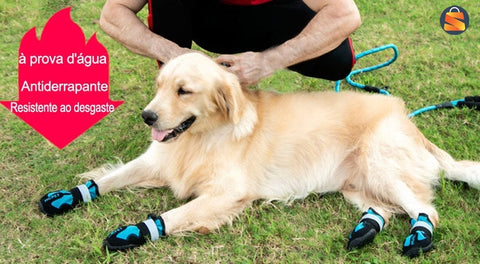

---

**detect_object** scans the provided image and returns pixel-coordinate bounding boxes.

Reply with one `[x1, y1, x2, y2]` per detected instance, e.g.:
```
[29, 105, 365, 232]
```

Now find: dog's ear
[215, 72, 247, 124]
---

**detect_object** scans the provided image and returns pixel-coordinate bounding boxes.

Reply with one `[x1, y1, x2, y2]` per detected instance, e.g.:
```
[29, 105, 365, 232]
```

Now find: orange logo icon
[440, 6, 469, 35]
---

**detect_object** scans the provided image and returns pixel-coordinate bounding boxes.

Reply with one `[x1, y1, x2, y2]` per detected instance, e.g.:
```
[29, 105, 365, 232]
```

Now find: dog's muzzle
[142, 110, 196, 142]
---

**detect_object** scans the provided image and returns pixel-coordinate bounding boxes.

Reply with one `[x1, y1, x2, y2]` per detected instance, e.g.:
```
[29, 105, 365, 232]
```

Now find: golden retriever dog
[39, 53, 480, 257]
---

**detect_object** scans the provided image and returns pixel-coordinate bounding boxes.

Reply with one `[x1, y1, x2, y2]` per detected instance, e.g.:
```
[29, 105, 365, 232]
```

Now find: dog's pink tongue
[151, 128, 172, 142]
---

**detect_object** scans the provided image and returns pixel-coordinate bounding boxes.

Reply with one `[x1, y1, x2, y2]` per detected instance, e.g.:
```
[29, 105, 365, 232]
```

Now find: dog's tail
[423, 137, 480, 189]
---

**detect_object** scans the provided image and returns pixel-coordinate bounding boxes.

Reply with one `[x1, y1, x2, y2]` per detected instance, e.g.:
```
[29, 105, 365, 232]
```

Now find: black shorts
[148, 0, 355, 81]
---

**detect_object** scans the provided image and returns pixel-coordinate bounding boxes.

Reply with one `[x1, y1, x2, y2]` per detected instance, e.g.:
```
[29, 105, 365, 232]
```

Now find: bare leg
[91, 153, 166, 195]
[161, 194, 252, 234]
[386, 180, 438, 225]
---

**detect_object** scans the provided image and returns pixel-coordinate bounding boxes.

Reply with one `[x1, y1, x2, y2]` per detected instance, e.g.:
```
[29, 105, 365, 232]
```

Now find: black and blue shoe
[347, 208, 385, 250]
[103, 214, 166, 251]
[38, 180, 99, 216]
[402, 213, 434, 258]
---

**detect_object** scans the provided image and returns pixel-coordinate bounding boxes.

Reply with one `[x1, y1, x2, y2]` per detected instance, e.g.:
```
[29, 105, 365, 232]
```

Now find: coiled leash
[335, 43, 399, 95]
[335, 44, 479, 117]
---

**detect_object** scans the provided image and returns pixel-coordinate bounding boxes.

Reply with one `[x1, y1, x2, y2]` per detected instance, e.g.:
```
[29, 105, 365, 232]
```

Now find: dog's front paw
[402, 213, 434, 258]
[38, 190, 80, 217]
[38, 180, 99, 216]
[103, 214, 165, 251]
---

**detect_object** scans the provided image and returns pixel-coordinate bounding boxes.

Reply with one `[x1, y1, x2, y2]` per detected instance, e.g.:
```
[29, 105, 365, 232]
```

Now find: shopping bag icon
[443, 7, 465, 31]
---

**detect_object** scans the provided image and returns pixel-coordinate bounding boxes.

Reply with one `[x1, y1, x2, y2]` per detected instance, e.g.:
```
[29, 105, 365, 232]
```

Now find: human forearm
[263, 0, 361, 71]
[99, 0, 189, 63]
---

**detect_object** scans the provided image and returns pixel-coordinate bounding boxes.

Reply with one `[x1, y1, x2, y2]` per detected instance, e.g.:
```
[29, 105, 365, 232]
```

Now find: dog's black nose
[141, 110, 158, 126]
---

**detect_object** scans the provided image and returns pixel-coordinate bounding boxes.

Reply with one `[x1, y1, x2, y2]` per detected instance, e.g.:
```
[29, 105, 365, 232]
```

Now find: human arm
[216, 0, 361, 86]
[99, 0, 191, 63]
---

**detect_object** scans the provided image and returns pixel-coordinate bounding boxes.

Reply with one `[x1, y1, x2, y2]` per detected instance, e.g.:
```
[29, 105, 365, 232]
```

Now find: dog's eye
[177, 87, 192, 96]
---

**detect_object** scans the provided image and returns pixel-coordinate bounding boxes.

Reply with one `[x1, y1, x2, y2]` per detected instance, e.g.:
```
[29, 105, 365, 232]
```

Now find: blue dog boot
[347, 208, 385, 250]
[402, 213, 434, 258]
[38, 180, 100, 216]
[103, 214, 166, 251]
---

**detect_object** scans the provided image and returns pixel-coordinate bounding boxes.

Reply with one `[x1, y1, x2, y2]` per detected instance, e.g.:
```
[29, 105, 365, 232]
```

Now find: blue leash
[335, 43, 399, 95]
[335, 44, 479, 117]
[408, 96, 480, 117]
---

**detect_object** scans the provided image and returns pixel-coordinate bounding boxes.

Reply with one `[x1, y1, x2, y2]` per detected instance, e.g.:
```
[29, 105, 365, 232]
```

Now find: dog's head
[143, 53, 257, 143]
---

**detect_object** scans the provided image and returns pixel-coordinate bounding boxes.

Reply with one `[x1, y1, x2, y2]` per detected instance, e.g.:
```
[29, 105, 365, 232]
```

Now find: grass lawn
[1, 0, 479, 263]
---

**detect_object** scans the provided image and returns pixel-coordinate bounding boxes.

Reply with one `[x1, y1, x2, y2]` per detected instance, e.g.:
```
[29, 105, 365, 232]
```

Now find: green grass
[1, 0, 479, 263]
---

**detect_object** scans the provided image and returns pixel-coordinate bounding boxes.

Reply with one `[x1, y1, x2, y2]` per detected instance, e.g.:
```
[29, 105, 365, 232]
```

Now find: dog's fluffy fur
[90, 53, 480, 236]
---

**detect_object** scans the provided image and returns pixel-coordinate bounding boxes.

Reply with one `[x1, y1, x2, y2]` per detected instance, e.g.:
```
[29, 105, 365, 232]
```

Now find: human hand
[216, 52, 277, 87]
